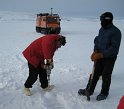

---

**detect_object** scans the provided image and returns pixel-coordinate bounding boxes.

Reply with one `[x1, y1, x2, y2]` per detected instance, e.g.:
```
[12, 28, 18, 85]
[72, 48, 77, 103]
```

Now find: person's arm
[94, 36, 99, 52]
[102, 29, 121, 58]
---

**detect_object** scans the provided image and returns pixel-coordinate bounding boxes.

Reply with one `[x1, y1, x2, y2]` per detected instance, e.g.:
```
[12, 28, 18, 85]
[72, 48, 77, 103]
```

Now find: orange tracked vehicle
[36, 8, 61, 34]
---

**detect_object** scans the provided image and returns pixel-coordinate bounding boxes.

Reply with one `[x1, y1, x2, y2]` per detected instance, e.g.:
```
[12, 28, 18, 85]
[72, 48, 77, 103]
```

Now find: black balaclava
[100, 12, 113, 28]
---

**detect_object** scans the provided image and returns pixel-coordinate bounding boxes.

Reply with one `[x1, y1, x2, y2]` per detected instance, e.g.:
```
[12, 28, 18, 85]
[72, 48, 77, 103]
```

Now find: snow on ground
[0, 11, 124, 109]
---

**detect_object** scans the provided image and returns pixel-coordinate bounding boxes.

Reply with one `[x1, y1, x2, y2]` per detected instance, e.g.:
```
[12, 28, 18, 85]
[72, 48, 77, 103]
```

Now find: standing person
[117, 96, 124, 109]
[78, 12, 122, 101]
[22, 34, 66, 96]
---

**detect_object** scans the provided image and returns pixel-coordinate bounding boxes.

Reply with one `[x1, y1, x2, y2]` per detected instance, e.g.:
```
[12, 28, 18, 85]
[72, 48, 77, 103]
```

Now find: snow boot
[78, 89, 93, 96]
[23, 87, 32, 96]
[96, 93, 108, 101]
[42, 85, 55, 92]
[78, 89, 86, 95]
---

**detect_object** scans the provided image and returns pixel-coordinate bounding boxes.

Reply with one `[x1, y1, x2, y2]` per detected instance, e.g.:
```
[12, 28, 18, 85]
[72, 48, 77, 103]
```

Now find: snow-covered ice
[0, 11, 124, 109]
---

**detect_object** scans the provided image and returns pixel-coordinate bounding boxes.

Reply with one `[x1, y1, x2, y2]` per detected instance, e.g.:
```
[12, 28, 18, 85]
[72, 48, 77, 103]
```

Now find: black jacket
[94, 24, 121, 58]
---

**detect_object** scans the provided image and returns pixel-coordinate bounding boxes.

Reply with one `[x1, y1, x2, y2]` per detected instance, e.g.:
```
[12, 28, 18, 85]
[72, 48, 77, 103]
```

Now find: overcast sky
[0, 0, 124, 18]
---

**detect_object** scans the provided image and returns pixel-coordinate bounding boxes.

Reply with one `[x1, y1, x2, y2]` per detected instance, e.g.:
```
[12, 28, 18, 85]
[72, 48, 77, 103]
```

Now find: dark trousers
[86, 57, 116, 95]
[24, 62, 48, 89]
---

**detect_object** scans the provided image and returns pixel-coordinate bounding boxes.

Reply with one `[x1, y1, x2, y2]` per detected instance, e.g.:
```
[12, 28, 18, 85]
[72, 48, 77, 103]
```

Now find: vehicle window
[47, 17, 58, 23]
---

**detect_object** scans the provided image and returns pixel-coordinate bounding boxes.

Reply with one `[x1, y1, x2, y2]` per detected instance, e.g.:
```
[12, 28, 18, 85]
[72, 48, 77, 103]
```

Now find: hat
[100, 12, 113, 22]
[58, 36, 66, 46]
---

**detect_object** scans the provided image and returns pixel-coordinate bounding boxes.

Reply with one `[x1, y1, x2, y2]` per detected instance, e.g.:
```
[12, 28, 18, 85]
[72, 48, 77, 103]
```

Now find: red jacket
[23, 34, 61, 68]
[117, 96, 124, 109]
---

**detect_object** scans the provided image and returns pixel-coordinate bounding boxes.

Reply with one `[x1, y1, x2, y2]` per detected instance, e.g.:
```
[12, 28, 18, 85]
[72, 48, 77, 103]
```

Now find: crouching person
[22, 34, 66, 96]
